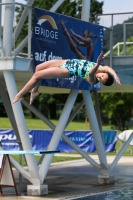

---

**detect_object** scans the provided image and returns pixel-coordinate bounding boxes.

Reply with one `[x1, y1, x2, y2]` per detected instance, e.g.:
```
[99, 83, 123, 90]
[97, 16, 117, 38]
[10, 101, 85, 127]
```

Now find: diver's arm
[88, 53, 103, 84]
[101, 66, 121, 85]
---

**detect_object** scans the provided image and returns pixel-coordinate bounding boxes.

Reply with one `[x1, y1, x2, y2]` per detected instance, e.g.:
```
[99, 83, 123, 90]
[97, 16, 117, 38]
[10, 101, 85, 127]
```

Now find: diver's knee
[35, 65, 41, 72]
[32, 72, 41, 81]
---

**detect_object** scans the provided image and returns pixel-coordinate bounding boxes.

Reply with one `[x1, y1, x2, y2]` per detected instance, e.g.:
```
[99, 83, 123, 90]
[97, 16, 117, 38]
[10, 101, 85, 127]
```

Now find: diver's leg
[13, 60, 68, 104]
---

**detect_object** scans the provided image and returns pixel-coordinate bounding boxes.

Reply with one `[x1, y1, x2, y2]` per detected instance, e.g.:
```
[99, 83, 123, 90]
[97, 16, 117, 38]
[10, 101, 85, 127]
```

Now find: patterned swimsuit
[60, 59, 96, 78]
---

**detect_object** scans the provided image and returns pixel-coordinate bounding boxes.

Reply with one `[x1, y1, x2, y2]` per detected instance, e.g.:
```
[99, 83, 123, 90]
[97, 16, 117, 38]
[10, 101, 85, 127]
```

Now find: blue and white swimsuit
[60, 59, 96, 78]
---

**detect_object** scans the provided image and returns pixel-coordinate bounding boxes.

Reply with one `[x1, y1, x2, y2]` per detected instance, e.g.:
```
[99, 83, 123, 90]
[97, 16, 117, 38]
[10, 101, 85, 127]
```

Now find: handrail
[104, 42, 133, 57]
[123, 22, 133, 55]
[0, 2, 32, 59]
[95, 12, 133, 67]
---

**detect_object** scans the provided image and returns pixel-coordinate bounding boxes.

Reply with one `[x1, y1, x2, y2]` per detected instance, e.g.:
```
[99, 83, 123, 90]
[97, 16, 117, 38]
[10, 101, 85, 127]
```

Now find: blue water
[71, 187, 133, 200]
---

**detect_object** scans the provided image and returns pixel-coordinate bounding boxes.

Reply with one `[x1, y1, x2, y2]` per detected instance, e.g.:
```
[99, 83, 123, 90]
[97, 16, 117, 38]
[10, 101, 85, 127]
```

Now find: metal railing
[95, 12, 133, 67]
[0, 2, 32, 59]
[104, 42, 133, 57]
[123, 22, 133, 55]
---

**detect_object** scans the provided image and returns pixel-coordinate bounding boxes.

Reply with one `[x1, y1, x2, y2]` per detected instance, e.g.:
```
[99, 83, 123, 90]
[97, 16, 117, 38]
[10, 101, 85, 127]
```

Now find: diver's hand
[114, 74, 121, 85]
[97, 53, 104, 65]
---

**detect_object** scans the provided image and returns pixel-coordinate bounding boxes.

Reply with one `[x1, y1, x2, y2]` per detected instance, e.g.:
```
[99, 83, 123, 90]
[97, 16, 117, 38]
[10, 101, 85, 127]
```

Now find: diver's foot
[12, 94, 23, 104]
[30, 91, 39, 105]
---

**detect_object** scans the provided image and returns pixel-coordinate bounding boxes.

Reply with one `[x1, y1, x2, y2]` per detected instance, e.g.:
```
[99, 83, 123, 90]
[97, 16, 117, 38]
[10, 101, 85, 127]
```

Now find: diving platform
[0, 150, 60, 155]
[0, 0, 133, 197]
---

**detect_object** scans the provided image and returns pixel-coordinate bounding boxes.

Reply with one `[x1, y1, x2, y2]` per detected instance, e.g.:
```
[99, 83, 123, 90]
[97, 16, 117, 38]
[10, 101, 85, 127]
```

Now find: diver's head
[95, 72, 114, 86]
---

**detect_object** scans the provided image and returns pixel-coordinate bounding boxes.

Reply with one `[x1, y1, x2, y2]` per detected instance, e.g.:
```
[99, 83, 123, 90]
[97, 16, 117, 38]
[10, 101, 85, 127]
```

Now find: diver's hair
[103, 74, 114, 86]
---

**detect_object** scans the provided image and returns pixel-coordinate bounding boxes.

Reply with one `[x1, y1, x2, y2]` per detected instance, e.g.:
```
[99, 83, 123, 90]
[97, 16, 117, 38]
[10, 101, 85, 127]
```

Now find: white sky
[99, 0, 133, 14]
[1, 0, 133, 13]
[98, 0, 133, 27]
[18, 0, 133, 14]
[1, 0, 133, 27]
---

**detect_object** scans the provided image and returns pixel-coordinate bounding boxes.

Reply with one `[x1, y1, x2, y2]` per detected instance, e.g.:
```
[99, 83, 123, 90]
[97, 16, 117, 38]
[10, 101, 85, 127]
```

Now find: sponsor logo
[0, 134, 32, 147]
[34, 51, 62, 62]
[37, 15, 58, 29]
[0, 134, 32, 141]
[35, 15, 59, 40]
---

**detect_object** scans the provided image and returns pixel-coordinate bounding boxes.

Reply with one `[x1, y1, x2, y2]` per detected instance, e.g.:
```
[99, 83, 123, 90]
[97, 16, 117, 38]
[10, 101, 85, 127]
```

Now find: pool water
[69, 187, 133, 200]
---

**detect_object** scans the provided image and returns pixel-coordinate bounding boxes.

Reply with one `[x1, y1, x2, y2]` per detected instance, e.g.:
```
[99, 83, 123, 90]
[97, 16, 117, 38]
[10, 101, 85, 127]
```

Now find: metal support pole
[12, 0, 34, 45]
[81, 0, 90, 21]
[81, 1, 106, 172]
[19, 143, 23, 195]
[3, 74, 40, 184]
[95, 15, 98, 24]
[82, 90, 109, 175]
[12, 34, 31, 57]
[50, 0, 64, 12]
[118, 43, 120, 56]
[37, 154, 45, 166]
[123, 23, 126, 56]
[93, 91, 104, 143]
[66, 100, 84, 126]
[28, 8, 32, 59]
[109, 132, 133, 173]
[3, 0, 15, 56]
[9, 154, 30, 179]
[3, 0, 40, 185]
[0, 82, 21, 141]
[39, 90, 78, 182]
[22, 99, 101, 170]
[123, 23, 133, 56]
[0, 0, 2, 48]
[110, 14, 113, 68]
[0, 82, 28, 192]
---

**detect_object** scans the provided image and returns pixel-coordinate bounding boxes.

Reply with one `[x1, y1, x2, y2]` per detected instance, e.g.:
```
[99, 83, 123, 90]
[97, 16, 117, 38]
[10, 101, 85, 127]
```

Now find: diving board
[0, 150, 60, 155]
[0, 150, 60, 195]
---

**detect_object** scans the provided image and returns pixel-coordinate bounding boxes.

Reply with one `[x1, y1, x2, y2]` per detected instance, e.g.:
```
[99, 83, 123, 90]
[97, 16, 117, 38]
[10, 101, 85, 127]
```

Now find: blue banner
[0, 129, 117, 152]
[32, 8, 104, 91]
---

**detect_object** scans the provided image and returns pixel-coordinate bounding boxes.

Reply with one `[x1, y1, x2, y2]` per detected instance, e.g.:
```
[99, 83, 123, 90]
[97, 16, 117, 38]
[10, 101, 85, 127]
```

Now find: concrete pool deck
[0, 154, 133, 199]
